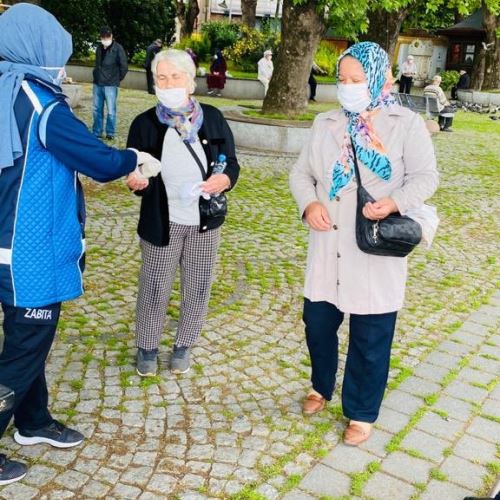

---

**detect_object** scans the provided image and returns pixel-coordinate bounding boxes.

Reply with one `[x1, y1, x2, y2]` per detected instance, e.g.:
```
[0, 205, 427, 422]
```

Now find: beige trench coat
[289, 105, 439, 314]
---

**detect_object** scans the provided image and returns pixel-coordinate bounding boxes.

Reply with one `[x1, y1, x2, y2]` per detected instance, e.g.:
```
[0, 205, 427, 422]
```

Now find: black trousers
[303, 299, 397, 423]
[0, 302, 61, 437]
[308, 74, 317, 100]
[146, 68, 155, 95]
[399, 75, 413, 94]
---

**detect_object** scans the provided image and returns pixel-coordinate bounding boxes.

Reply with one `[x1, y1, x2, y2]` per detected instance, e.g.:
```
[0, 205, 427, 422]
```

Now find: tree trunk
[361, 8, 409, 60]
[480, 7, 499, 90]
[241, 0, 257, 28]
[262, 0, 324, 116]
[175, 0, 199, 38]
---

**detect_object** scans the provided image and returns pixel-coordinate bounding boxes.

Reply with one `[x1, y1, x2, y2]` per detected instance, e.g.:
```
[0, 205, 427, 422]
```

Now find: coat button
[337, 279, 340, 285]
[337, 252, 341, 258]
[202, 139, 208, 145]
[333, 224, 338, 230]
[202, 226, 207, 230]
[335, 196, 340, 202]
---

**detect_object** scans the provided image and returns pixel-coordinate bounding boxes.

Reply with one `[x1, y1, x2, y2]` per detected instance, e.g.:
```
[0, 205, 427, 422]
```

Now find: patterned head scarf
[330, 42, 395, 199]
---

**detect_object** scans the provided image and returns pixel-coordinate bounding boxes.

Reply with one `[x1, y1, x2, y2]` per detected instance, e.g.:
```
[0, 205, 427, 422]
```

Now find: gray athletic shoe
[136, 348, 158, 377]
[171, 346, 191, 374]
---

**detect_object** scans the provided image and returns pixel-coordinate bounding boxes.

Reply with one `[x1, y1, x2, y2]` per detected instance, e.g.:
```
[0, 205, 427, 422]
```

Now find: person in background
[185, 47, 199, 69]
[399, 54, 416, 94]
[92, 25, 128, 140]
[126, 49, 240, 377]
[451, 69, 470, 100]
[424, 75, 456, 132]
[145, 38, 163, 94]
[309, 61, 326, 102]
[0, 3, 160, 485]
[257, 49, 273, 97]
[290, 41, 438, 447]
[206, 49, 226, 97]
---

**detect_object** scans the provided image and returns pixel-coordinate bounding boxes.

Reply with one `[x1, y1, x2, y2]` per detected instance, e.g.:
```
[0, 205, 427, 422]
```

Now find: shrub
[175, 33, 212, 62]
[131, 49, 146, 67]
[224, 25, 280, 72]
[440, 70, 460, 91]
[314, 41, 340, 77]
[201, 21, 240, 52]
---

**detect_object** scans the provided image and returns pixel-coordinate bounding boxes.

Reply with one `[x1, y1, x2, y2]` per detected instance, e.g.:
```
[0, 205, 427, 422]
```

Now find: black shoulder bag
[351, 139, 422, 257]
[180, 136, 228, 219]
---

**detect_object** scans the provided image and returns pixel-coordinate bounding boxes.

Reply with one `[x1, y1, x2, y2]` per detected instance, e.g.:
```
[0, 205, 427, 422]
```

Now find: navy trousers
[0, 302, 60, 437]
[303, 298, 397, 423]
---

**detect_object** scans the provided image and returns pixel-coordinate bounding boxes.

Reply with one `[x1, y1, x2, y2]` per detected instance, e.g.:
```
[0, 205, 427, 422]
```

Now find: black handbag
[351, 139, 422, 257]
[181, 138, 228, 219]
[0, 384, 14, 413]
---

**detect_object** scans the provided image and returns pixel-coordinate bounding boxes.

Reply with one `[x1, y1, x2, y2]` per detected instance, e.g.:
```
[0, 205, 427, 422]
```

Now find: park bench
[392, 93, 440, 118]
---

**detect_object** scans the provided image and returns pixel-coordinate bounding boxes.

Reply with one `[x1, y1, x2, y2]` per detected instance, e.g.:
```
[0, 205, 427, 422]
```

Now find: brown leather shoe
[302, 393, 326, 415]
[343, 423, 372, 446]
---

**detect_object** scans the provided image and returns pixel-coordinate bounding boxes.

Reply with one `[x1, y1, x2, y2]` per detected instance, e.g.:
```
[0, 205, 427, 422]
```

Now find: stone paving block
[398, 376, 441, 396]
[401, 429, 449, 462]
[120, 466, 154, 487]
[359, 428, 393, 458]
[461, 320, 491, 335]
[376, 407, 410, 434]
[469, 355, 499, 374]
[459, 367, 496, 385]
[445, 380, 489, 402]
[322, 444, 378, 473]
[490, 383, 500, 401]
[55, 469, 90, 489]
[0, 482, 39, 499]
[419, 479, 470, 500]
[434, 394, 474, 422]
[441, 455, 486, 491]
[413, 362, 449, 383]
[80, 479, 111, 498]
[437, 339, 474, 357]
[363, 471, 415, 499]
[23, 464, 58, 487]
[381, 451, 433, 484]
[382, 390, 423, 415]
[424, 351, 461, 370]
[415, 412, 465, 441]
[112, 483, 143, 499]
[454, 434, 498, 464]
[299, 463, 351, 496]
[282, 491, 316, 500]
[256, 483, 279, 500]
[466, 416, 499, 443]
[482, 398, 500, 418]
[469, 309, 498, 327]
[449, 329, 484, 346]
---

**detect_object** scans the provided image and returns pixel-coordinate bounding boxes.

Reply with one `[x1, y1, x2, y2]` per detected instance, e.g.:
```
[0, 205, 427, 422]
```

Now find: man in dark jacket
[92, 26, 128, 140]
[451, 70, 470, 100]
[145, 38, 162, 94]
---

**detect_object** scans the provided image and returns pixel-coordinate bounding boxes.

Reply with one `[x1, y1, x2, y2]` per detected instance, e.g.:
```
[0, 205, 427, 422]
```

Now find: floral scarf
[156, 97, 204, 143]
[330, 42, 395, 199]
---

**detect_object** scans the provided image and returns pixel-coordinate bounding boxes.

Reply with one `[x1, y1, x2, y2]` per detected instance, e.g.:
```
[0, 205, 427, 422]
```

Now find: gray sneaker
[136, 348, 158, 377]
[171, 346, 190, 374]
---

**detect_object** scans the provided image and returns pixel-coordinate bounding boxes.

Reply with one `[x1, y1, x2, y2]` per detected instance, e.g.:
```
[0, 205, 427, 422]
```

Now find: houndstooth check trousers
[135, 222, 221, 350]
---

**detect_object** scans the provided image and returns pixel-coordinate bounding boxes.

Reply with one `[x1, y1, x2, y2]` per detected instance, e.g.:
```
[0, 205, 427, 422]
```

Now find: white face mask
[155, 87, 188, 109]
[101, 39, 112, 48]
[41, 66, 66, 86]
[337, 82, 371, 113]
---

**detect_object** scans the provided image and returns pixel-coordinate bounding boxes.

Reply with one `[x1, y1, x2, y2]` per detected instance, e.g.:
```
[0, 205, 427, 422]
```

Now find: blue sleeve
[41, 101, 137, 182]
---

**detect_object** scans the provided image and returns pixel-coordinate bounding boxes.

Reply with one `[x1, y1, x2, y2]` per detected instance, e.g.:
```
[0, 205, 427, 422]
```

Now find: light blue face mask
[40, 66, 66, 86]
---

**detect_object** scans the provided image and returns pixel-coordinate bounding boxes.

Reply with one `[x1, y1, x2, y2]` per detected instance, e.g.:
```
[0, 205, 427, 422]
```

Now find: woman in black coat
[126, 49, 239, 377]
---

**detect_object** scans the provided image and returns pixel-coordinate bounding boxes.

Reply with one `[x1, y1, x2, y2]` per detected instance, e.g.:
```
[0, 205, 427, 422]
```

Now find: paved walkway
[0, 87, 498, 499]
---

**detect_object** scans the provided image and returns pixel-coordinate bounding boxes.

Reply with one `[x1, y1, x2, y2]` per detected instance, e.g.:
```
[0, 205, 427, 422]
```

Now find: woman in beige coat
[290, 42, 439, 446]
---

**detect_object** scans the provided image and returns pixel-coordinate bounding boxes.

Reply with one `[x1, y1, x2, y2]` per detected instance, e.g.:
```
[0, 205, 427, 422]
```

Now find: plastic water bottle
[212, 154, 227, 174]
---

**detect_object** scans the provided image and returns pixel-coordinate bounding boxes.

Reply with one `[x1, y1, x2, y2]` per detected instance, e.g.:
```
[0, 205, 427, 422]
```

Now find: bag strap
[350, 137, 363, 188]
[175, 129, 207, 180]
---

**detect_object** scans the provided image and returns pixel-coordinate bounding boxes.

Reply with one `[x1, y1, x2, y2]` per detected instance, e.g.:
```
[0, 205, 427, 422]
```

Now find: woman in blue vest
[0, 4, 160, 484]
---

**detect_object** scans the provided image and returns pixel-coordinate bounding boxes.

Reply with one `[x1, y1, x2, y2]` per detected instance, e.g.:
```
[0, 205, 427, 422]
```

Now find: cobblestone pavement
[0, 87, 498, 499]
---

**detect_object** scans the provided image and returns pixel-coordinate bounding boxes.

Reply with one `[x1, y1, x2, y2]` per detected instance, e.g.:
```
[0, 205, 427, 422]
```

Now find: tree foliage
[40, 0, 176, 59]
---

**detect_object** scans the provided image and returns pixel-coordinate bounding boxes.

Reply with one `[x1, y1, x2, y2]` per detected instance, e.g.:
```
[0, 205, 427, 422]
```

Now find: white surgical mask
[337, 82, 371, 113]
[41, 66, 66, 86]
[101, 39, 112, 48]
[155, 87, 188, 109]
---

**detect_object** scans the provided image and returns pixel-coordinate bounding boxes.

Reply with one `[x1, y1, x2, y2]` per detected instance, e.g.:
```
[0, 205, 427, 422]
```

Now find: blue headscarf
[330, 42, 395, 199]
[0, 3, 72, 170]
